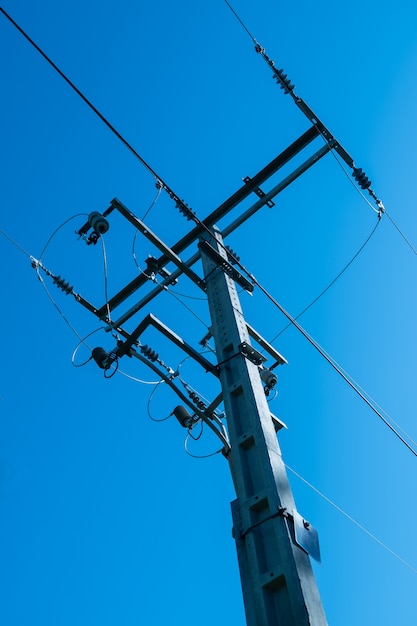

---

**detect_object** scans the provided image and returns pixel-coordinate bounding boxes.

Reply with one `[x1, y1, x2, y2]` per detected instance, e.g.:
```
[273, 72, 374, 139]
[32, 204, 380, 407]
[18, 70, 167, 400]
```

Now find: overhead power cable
[0, 7, 190, 215]
[286, 464, 417, 576]
[385, 210, 417, 256]
[0, 227, 32, 258]
[39, 213, 87, 260]
[184, 432, 224, 459]
[270, 218, 381, 341]
[146, 382, 173, 422]
[255, 278, 417, 457]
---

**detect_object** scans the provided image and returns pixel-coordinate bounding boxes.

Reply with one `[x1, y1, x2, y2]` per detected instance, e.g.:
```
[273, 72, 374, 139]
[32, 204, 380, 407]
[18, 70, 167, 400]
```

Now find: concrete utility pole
[200, 226, 327, 626]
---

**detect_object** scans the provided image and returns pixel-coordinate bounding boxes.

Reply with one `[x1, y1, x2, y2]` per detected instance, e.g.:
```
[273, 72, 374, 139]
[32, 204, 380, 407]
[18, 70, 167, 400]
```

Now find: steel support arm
[96, 127, 321, 317]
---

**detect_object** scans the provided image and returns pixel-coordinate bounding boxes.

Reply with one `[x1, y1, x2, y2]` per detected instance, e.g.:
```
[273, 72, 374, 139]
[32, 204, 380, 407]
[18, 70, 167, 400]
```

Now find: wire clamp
[254, 41, 264, 54]
[376, 200, 385, 220]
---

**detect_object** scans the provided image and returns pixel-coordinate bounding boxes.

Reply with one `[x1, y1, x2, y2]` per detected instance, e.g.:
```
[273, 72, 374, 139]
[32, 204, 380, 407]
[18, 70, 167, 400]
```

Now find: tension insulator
[352, 167, 371, 190]
[225, 246, 240, 265]
[52, 275, 73, 295]
[140, 344, 158, 362]
[189, 391, 206, 411]
[273, 68, 295, 94]
[176, 201, 196, 221]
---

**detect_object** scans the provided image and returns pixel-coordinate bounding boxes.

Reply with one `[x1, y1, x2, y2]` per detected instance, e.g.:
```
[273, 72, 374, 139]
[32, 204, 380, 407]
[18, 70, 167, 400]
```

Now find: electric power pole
[3, 5, 388, 623]
[200, 226, 327, 626]
[38, 125, 336, 623]
[40, 128, 333, 623]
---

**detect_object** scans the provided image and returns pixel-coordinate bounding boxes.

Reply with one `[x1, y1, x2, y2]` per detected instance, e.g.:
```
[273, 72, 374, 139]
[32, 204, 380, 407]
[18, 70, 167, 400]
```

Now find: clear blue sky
[1, 1, 417, 624]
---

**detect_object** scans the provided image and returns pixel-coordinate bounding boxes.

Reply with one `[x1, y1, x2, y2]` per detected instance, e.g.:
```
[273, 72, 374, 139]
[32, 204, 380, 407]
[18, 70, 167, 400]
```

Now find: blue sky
[1, 1, 417, 624]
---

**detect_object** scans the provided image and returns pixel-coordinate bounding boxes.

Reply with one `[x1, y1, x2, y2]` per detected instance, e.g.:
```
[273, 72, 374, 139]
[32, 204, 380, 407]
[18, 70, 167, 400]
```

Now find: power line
[223, 0, 257, 40]
[0, 227, 32, 258]
[0, 7, 188, 212]
[141, 181, 163, 222]
[255, 277, 417, 457]
[146, 382, 173, 422]
[184, 431, 224, 459]
[39, 213, 88, 260]
[71, 327, 104, 367]
[286, 464, 417, 576]
[164, 284, 210, 329]
[385, 210, 417, 256]
[0, 7, 161, 182]
[100, 235, 112, 324]
[269, 218, 381, 341]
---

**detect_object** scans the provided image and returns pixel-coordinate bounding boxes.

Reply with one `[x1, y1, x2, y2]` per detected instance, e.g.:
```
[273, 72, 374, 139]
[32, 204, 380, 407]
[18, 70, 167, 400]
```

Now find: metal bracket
[200, 326, 287, 366]
[293, 509, 321, 563]
[198, 240, 254, 293]
[238, 509, 283, 540]
[238, 342, 267, 366]
[115, 313, 218, 376]
[243, 176, 275, 208]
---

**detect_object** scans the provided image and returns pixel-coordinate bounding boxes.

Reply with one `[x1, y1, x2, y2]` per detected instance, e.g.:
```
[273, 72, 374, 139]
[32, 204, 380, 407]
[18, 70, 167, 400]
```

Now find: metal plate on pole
[293, 510, 321, 563]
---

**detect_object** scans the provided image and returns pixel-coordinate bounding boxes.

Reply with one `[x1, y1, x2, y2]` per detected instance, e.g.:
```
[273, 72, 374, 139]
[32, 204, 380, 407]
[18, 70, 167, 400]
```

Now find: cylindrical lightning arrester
[92, 347, 110, 369]
[173, 406, 194, 429]
[261, 369, 277, 388]
[260, 368, 278, 397]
